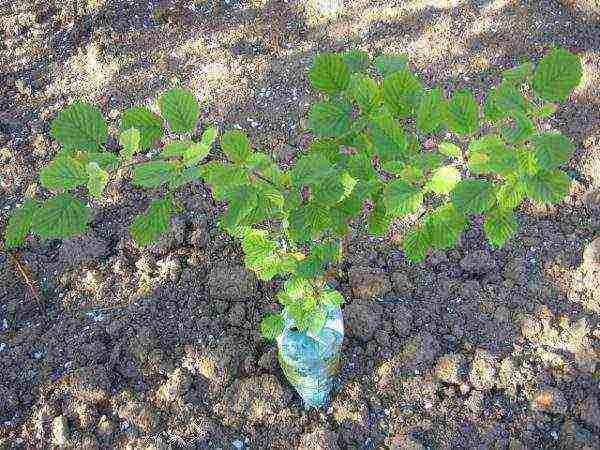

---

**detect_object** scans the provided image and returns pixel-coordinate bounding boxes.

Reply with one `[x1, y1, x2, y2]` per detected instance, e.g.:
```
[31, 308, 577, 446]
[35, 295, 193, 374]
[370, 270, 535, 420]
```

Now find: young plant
[4, 47, 583, 341]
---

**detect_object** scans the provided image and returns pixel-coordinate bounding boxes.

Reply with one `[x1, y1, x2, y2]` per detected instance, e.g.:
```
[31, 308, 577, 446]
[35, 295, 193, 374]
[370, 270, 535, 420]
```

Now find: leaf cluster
[5, 47, 583, 340]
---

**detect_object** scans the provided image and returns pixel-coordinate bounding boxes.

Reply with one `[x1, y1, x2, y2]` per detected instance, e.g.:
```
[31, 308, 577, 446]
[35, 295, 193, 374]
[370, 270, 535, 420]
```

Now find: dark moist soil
[1, 0, 600, 449]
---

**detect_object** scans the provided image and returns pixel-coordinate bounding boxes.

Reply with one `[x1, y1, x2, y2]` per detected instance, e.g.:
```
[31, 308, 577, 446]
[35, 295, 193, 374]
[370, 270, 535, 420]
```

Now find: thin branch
[8, 251, 45, 313]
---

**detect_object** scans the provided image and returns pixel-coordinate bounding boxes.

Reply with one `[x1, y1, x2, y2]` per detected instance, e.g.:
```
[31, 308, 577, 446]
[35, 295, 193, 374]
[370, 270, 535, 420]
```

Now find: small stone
[59, 232, 109, 267]
[390, 271, 414, 298]
[228, 303, 246, 325]
[435, 353, 466, 384]
[531, 387, 568, 415]
[504, 257, 528, 285]
[345, 300, 382, 342]
[52, 416, 70, 447]
[464, 390, 484, 415]
[222, 375, 293, 423]
[521, 317, 542, 341]
[116, 401, 163, 434]
[402, 333, 441, 371]
[157, 368, 192, 403]
[389, 434, 425, 450]
[459, 250, 496, 275]
[258, 347, 278, 372]
[583, 189, 600, 213]
[580, 396, 600, 430]
[468, 349, 497, 391]
[561, 418, 597, 448]
[207, 265, 258, 301]
[298, 428, 340, 450]
[391, 305, 413, 337]
[96, 415, 114, 442]
[348, 266, 392, 300]
[62, 365, 111, 404]
[583, 237, 600, 268]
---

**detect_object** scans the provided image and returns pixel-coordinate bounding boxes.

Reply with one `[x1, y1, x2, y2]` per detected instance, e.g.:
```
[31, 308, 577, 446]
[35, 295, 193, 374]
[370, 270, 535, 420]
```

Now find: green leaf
[312, 176, 345, 206]
[4, 200, 38, 249]
[349, 75, 380, 113]
[532, 103, 557, 118]
[516, 147, 540, 176]
[342, 50, 370, 73]
[40, 156, 88, 191]
[467, 135, 518, 176]
[121, 107, 164, 150]
[424, 203, 468, 250]
[307, 309, 328, 334]
[168, 166, 203, 190]
[446, 90, 480, 136]
[309, 53, 351, 95]
[240, 228, 282, 280]
[200, 126, 219, 147]
[159, 88, 200, 134]
[223, 185, 258, 229]
[425, 165, 461, 194]
[416, 87, 447, 134]
[200, 161, 249, 200]
[532, 47, 583, 102]
[283, 276, 315, 301]
[437, 142, 462, 159]
[183, 142, 211, 167]
[382, 68, 423, 118]
[31, 193, 92, 240]
[260, 314, 285, 340]
[452, 179, 497, 214]
[403, 226, 431, 262]
[289, 202, 331, 242]
[309, 139, 342, 164]
[368, 197, 391, 237]
[531, 132, 574, 170]
[502, 61, 534, 84]
[383, 180, 423, 216]
[483, 89, 505, 124]
[86, 162, 109, 199]
[129, 197, 174, 246]
[523, 169, 571, 205]
[497, 177, 526, 209]
[119, 127, 141, 161]
[295, 255, 321, 279]
[314, 240, 342, 264]
[410, 152, 445, 176]
[51, 102, 108, 151]
[493, 81, 532, 117]
[319, 288, 345, 309]
[161, 140, 192, 158]
[484, 209, 518, 248]
[501, 111, 535, 144]
[308, 100, 353, 137]
[369, 112, 409, 161]
[221, 130, 252, 164]
[133, 161, 178, 188]
[374, 54, 409, 76]
[84, 151, 120, 171]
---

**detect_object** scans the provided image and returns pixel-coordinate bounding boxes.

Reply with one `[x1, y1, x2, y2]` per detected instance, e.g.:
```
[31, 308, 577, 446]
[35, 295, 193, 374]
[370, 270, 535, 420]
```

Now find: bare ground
[1, 0, 600, 448]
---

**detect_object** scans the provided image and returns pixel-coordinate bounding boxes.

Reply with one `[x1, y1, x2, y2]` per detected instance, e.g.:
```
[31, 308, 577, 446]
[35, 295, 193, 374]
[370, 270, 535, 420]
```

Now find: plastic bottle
[276, 305, 344, 408]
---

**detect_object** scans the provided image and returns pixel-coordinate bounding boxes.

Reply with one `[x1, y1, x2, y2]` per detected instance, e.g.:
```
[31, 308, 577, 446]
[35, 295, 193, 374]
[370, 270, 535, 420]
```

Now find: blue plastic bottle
[276, 305, 344, 408]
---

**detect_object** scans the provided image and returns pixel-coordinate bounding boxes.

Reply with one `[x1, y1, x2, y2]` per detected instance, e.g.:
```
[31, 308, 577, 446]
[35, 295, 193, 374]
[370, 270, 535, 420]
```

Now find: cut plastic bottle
[276, 304, 344, 408]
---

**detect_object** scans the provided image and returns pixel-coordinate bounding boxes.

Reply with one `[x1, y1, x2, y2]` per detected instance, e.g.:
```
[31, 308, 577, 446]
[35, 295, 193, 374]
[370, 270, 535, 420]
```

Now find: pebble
[52, 416, 69, 447]
[468, 349, 497, 391]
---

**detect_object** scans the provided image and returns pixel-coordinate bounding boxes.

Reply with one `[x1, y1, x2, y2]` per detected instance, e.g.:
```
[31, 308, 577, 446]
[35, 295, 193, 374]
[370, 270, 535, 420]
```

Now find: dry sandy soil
[1, 0, 600, 448]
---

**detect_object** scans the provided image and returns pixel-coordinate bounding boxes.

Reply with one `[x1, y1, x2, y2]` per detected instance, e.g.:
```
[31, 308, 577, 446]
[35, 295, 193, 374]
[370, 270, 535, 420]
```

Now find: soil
[1, 0, 600, 449]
